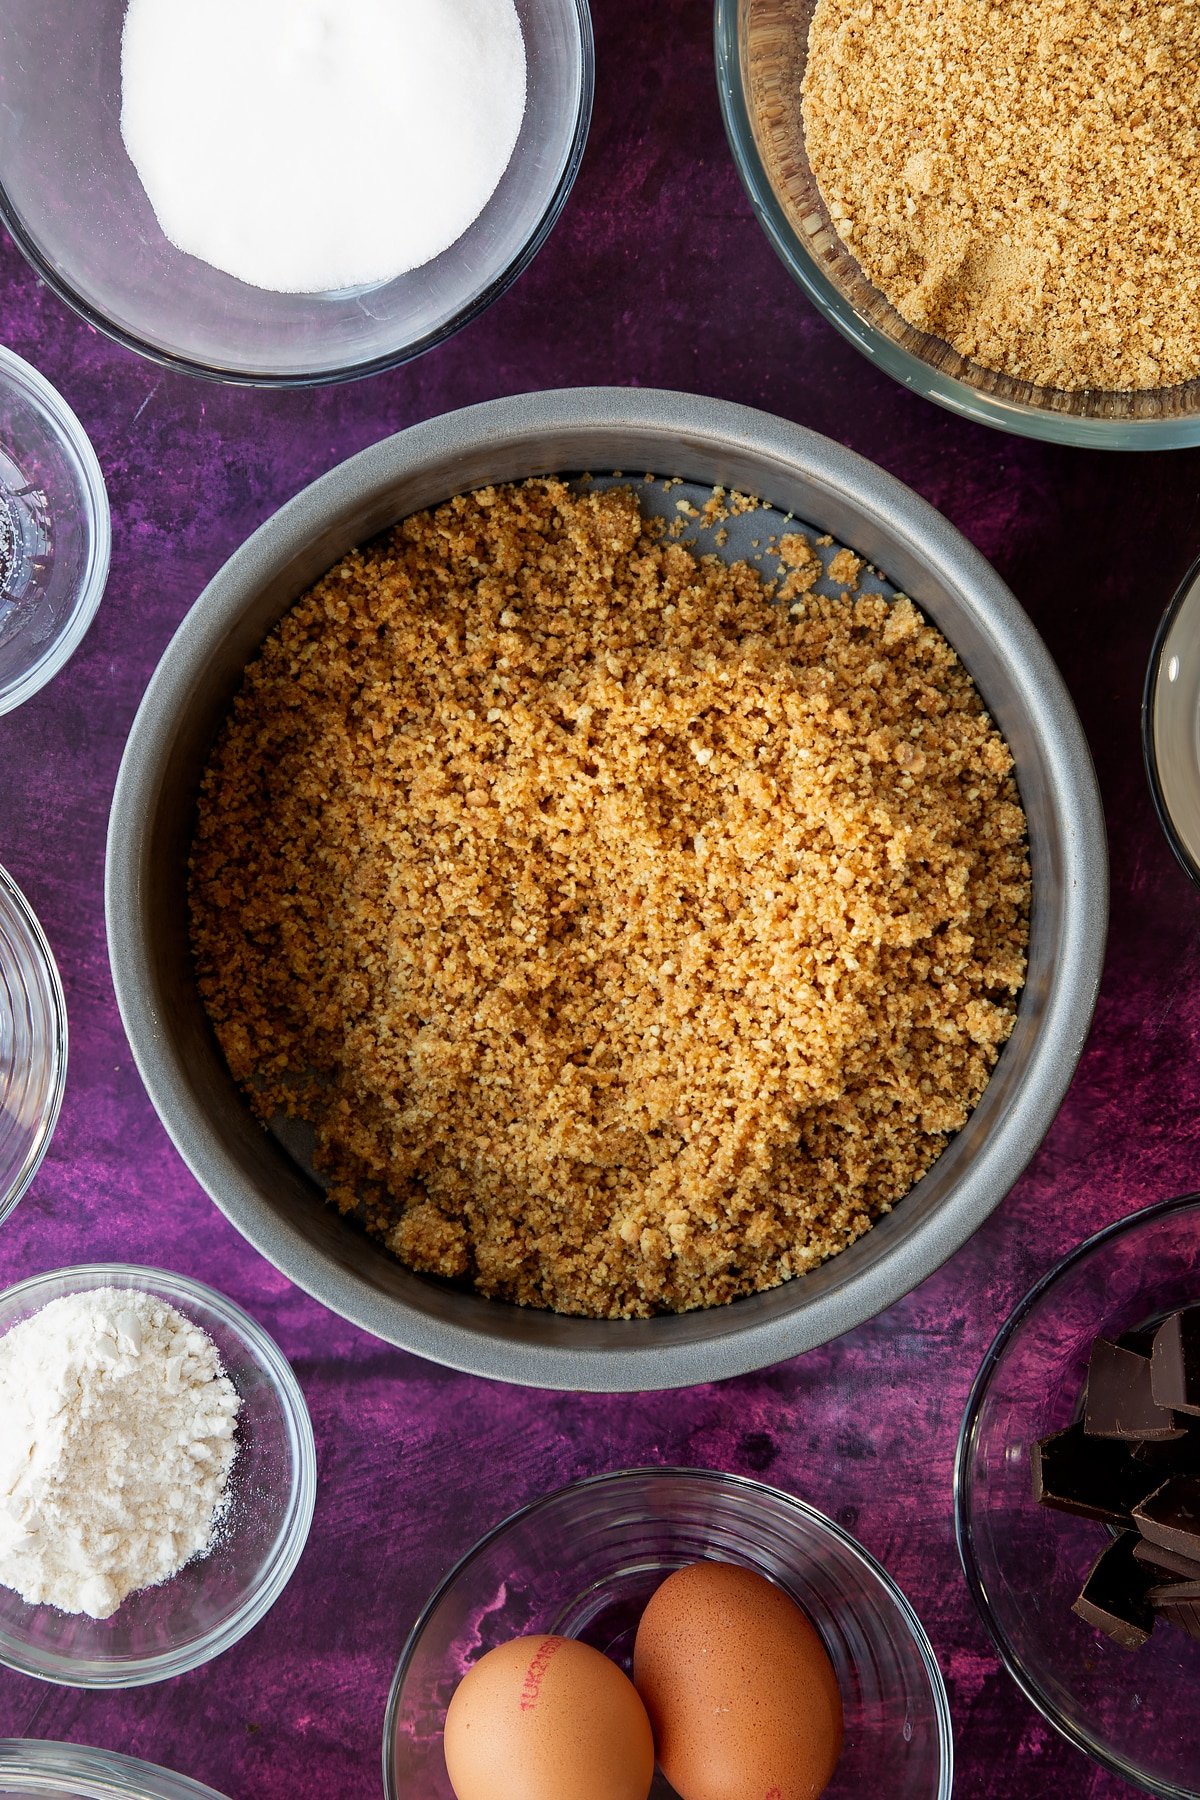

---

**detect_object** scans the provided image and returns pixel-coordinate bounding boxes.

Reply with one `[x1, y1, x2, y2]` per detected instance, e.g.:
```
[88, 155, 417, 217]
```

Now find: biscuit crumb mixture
[190, 481, 1030, 1319]
[802, 0, 1200, 392]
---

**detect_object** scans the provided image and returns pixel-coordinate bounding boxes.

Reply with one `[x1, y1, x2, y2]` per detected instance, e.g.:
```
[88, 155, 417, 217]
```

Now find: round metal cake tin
[105, 388, 1108, 1391]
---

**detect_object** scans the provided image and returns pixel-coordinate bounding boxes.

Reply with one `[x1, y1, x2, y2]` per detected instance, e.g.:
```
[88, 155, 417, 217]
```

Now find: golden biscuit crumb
[800, 0, 1200, 390]
[190, 481, 1030, 1320]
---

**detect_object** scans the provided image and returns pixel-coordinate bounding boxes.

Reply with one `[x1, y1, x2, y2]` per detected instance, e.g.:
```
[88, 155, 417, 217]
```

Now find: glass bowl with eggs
[0, 0, 593, 386]
[0, 1263, 316, 1687]
[715, 0, 1200, 446]
[384, 1466, 952, 1800]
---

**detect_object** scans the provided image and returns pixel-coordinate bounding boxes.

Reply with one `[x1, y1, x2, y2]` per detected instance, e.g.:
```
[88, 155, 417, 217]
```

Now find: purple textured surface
[0, 4, 1198, 1796]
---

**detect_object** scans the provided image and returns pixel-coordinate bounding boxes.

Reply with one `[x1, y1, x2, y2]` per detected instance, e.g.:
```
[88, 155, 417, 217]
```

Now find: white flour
[0, 1287, 241, 1620]
[119, 0, 528, 294]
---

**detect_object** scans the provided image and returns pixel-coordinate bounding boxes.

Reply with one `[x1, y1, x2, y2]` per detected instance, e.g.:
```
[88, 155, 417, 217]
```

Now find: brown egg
[443, 1633, 655, 1800]
[633, 1561, 844, 1800]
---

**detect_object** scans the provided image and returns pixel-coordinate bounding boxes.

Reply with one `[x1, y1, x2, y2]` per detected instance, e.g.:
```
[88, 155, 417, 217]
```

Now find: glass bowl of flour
[0, 0, 593, 387]
[0, 1264, 316, 1687]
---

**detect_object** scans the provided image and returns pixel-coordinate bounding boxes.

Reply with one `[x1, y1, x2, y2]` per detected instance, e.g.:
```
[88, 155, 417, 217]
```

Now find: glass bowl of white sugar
[0, 0, 594, 387]
[0, 1264, 316, 1687]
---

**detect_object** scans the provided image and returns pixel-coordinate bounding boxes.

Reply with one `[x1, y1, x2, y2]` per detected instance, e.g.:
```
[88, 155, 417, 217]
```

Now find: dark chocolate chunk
[1133, 1538, 1200, 1581]
[1032, 1425, 1161, 1523]
[1148, 1578, 1200, 1606]
[1158, 1599, 1200, 1641]
[1133, 1475, 1200, 1556]
[1130, 1420, 1200, 1471]
[1085, 1337, 1184, 1440]
[1072, 1533, 1156, 1649]
[1119, 1326, 1159, 1356]
[1151, 1310, 1200, 1416]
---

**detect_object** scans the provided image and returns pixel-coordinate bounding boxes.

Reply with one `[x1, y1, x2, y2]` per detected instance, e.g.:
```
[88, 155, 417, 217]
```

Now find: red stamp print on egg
[519, 1636, 565, 1711]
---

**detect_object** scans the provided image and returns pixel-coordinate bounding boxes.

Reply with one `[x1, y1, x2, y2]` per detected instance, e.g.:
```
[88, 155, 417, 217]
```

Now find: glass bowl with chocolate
[715, 0, 1200, 447]
[956, 1192, 1200, 1797]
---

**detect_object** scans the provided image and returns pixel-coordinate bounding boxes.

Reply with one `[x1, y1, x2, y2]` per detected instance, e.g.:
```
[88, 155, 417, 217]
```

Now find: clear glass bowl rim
[712, 0, 1200, 450]
[0, 857, 68, 1229]
[0, 346, 111, 712]
[381, 1463, 954, 1800]
[954, 1190, 1200, 1797]
[0, 1739, 231, 1800]
[0, 1262, 317, 1688]
[0, 3, 595, 390]
[1142, 556, 1200, 891]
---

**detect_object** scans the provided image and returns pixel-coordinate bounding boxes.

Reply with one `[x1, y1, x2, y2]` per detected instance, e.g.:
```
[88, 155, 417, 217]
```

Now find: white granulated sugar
[119, 0, 528, 294]
[0, 1287, 241, 1620]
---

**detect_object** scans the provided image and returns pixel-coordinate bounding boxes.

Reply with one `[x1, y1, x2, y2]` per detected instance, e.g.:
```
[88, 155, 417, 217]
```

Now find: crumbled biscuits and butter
[190, 480, 1029, 1319]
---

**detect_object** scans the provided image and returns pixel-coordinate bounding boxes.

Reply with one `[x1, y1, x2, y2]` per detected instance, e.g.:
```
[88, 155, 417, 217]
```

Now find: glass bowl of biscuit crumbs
[716, 0, 1200, 447]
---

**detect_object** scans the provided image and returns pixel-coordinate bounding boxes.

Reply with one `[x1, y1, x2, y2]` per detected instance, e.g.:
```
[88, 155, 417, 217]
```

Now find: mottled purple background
[0, 3, 1198, 1796]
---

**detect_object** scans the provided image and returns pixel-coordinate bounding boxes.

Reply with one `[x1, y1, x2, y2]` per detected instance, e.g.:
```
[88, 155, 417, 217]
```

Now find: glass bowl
[0, 861, 67, 1230]
[0, 347, 110, 711]
[714, 0, 1200, 448]
[0, 1741, 230, 1800]
[955, 1193, 1200, 1797]
[1143, 555, 1200, 888]
[383, 1466, 952, 1799]
[0, 1, 592, 388]
[0, 1264, 316, 1687]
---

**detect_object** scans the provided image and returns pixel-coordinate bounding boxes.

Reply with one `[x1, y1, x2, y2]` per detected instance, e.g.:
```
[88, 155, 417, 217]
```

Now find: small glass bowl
[714, 0, 1200, 447]
[1143, 555, 1200, 888]
[956, 1193, 1200, 1797]
[383, 1466, 952, 1800]
[0, 347, 110, 711]
[0, 0, 592, 387]
[0, 1264, 316, 1687]
[0, 860, 67, 1229]
[0, 1740, 231, 1800]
